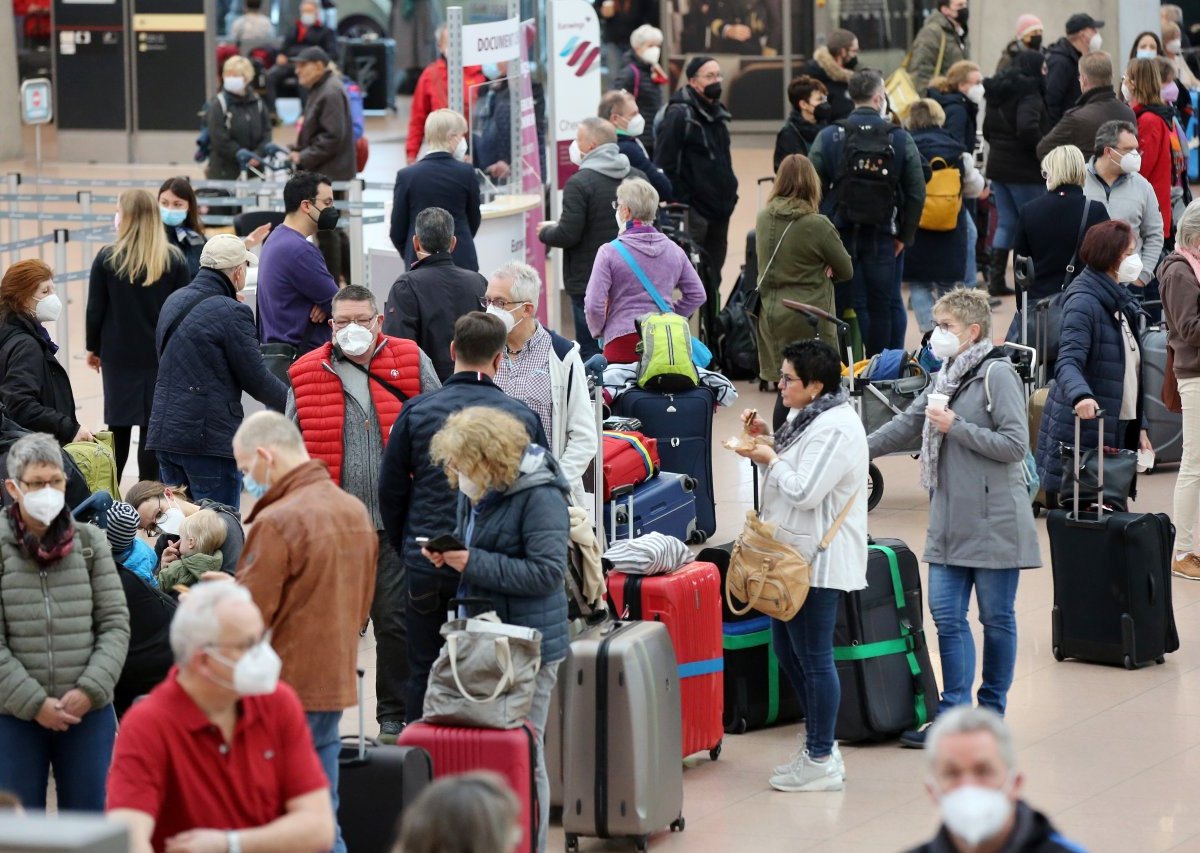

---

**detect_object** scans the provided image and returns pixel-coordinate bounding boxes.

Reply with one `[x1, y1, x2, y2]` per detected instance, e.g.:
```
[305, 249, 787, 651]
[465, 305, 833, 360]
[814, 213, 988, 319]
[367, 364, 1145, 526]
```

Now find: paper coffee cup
[1137, 449, 1156, 473]
[926, 393, 949, 411]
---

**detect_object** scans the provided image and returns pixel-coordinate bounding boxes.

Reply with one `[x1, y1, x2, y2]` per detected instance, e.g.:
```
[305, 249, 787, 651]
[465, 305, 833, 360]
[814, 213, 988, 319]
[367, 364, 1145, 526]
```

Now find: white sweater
[757, 403, 869, 592]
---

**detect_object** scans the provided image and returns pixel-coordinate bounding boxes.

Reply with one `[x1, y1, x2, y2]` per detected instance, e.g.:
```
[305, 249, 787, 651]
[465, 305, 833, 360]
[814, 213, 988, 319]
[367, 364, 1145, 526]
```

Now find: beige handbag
[726, 500, 854, 621]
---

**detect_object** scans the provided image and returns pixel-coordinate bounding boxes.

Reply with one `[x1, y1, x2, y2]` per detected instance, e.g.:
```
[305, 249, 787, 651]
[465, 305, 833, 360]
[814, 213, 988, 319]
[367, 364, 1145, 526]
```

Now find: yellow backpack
[919, 156, 962, 232]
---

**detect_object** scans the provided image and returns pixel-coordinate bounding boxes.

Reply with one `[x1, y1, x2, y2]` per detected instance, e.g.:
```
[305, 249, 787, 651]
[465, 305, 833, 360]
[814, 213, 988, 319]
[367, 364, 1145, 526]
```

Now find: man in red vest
[287, 284, 441, 742]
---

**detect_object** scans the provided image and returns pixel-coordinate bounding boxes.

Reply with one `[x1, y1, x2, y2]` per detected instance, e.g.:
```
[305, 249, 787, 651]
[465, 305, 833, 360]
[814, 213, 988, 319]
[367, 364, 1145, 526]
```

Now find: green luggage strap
[831, 544, 930, 728]
[723, 625, 783, 725]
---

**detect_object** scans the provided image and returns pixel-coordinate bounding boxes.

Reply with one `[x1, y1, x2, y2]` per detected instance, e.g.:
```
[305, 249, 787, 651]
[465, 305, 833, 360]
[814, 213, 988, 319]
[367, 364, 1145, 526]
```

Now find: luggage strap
[603, 431, 657, 478]
[723, 624, 783, 725]
[831, 544, 930, 728]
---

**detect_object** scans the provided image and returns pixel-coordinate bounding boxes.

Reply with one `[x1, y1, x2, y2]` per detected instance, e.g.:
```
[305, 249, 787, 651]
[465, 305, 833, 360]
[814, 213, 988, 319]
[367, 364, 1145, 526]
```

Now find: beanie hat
[1015, 14, 1043, 39]
[685, 55, 716, 79]
[106, 501, 140, 557]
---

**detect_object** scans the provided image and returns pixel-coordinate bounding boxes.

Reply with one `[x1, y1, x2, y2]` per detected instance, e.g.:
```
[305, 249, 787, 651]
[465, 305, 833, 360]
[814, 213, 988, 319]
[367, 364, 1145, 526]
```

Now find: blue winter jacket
[1035, 266, 1144, 493]
[455, 446, 571, 663]
[904, 127, 969, 284]
[146, 268, 287, 458]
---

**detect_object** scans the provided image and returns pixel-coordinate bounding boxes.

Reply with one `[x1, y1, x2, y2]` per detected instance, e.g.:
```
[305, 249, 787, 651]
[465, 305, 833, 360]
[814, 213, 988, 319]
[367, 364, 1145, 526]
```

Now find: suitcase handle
[1072, 409, 1106, 521]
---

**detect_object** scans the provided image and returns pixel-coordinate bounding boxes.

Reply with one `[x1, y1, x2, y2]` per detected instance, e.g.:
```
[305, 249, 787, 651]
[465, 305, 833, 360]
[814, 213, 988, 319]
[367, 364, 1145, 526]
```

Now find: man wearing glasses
[1083, 120, 1164, 291]
[286, 285, 439, 746]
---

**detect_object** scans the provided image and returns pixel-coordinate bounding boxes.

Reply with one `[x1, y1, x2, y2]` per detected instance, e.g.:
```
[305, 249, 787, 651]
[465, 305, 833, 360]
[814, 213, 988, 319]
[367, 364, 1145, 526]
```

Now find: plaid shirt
[495, 324, 555, 453]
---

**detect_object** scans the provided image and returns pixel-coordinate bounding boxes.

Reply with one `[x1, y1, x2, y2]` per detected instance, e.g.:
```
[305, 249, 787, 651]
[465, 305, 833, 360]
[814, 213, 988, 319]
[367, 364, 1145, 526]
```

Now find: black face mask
[309, 204, 340, 231]
[843, 54, 859, 70]
[1025, 34, 1042, 51]
[702, 81, 722, 101]
[813, 101, 834, 123]
[953, 6, 968, 25]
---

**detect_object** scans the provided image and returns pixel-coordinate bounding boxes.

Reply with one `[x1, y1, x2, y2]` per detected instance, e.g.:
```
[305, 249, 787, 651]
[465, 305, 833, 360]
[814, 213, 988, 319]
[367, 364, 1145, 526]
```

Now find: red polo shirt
[106, 668, 327, 852]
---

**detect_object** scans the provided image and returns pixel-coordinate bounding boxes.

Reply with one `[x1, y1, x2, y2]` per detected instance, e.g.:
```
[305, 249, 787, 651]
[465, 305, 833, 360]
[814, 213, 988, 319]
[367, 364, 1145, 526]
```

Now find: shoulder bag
[1033, 199, 1093, 369]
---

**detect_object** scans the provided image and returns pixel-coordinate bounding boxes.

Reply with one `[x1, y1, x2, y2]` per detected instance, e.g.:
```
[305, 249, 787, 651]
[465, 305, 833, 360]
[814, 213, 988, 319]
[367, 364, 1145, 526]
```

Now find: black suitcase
[341, 37, 397, 111]
[338, 668, 433, 853]
[613, 387, 716, 540]
[1048, 415, 1180, 669]
[833, 539, 939, 742]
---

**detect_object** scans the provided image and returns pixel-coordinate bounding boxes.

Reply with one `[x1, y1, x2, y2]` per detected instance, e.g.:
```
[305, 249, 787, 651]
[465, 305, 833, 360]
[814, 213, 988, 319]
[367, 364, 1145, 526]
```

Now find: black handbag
[1057, 443, 1138, 512]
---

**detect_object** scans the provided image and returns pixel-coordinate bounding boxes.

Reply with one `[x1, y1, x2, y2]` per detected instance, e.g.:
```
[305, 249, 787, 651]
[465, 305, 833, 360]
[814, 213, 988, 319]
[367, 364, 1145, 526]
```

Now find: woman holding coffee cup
[867, 288, 1041, 748]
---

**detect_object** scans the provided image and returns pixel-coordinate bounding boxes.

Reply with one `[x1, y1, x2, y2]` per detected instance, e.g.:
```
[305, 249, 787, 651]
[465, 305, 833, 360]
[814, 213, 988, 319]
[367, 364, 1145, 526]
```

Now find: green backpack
[64, 434, 121, 500]
[636, 312, 700, 391]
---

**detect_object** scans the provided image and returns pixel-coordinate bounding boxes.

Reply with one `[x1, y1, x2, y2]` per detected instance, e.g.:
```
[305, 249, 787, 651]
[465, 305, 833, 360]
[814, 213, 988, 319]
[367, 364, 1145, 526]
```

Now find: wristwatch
[226, 831, 242, 853]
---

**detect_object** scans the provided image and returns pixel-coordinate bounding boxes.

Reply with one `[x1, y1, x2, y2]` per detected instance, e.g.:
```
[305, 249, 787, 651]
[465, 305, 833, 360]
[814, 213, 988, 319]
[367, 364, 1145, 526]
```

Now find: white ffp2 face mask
[454, 137, 468, 160]
[209, 640, 282, 696]
[486, 303, 520, 333]
[457, 470, 484, 502]
[35, 293, 62, 323]
[1089, 32, 1103, 52]
[641, 45, 661, 65]
[569, 139, 583, 166]
[626, 113, 646, 137]
[1117, 253, 1144, 283]
[335, 322, 376, 357]
[20, 485, 66, 526]
[929, 327, 963, 360]
[939, 783, 1014, 847]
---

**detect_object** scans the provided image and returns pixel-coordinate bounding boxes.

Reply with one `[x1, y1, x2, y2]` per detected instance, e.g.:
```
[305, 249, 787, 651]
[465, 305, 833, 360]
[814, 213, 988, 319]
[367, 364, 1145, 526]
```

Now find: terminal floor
[6, 112, 1200, 851]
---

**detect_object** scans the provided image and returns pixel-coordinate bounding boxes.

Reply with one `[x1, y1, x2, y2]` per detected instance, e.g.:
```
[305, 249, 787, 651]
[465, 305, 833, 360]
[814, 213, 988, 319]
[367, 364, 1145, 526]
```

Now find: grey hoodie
[580, 142, 633, 179]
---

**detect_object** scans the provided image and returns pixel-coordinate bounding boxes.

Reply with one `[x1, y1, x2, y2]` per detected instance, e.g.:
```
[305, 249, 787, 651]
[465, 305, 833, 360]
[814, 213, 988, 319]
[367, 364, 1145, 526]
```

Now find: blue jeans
[0, 705, 117, 811]
[909, 282, 958, 333]
[927, 564, 1021, 717]
[771, 587, 842, 759]
[990, 182, 1043, 251]
[307, 711, 347, 853]
[835, 230, 902, 356]
[568, 294, 602, 360]
[963, 205, 979, 285]
[158, 451, 243, 510]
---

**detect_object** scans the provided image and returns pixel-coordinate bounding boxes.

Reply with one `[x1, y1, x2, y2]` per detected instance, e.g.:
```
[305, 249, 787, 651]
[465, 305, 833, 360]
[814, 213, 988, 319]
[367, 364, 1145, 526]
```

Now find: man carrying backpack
[810, 68, 928, 356]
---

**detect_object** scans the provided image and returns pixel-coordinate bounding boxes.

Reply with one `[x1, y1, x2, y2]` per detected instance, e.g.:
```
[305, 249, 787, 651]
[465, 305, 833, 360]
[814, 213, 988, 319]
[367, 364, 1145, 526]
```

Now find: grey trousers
[526, 660, 561, 853]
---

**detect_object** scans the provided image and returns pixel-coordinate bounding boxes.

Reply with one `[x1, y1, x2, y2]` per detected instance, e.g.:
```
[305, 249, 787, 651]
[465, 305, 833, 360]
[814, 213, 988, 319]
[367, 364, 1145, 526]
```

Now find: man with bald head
[538, 116, 645, 358]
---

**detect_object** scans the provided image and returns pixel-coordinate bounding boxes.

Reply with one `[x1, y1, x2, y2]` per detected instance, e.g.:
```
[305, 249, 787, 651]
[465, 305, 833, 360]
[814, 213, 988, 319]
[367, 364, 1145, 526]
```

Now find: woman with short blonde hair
[85, 189, 189, 481]
[1041, 144, 1086, 189]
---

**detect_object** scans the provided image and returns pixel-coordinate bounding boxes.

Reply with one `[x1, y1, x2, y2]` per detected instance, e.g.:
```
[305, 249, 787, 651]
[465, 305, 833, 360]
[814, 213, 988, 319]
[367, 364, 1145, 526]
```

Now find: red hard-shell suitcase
[600, 430, 660, 501]
[397, 722, 538, 853]
[607, 562, 724, 760]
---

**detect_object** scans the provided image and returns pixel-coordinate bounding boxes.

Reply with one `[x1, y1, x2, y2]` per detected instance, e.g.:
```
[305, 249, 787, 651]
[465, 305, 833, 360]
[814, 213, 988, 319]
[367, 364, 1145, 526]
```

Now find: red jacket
[1133, 103, 1174, 236]
[289, 335, 422, 484]
[406, 58, 488, 162]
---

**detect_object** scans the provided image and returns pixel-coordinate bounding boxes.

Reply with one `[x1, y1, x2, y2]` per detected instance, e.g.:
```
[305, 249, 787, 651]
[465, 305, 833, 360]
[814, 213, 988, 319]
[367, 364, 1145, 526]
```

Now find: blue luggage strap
[831, 544, 930, 728]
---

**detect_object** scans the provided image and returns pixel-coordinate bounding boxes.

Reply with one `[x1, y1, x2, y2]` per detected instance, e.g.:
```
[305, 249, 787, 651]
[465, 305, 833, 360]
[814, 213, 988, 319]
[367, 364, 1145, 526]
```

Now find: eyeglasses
[330, 316, 377, 330]
[480, 297, 524, 309]
[19, 476, 66, 491]
[777, 374, 800, 386]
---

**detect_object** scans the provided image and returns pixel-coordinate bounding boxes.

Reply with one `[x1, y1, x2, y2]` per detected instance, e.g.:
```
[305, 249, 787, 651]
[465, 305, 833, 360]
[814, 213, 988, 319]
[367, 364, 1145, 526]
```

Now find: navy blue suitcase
[613, 387, 716, 541]
[604, 472, 700, 543]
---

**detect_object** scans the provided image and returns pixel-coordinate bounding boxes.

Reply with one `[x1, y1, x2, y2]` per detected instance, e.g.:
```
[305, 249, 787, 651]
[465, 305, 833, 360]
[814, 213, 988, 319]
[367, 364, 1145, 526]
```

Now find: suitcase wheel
[727, 717, 748, 735]
[709, 740, 722, 761]
[566, 834, 579, 853]
[1157, 656, 1166, 665]
[671, 817, 686, 832]
[636, 836, 649, 853]
[687, 528, 709, 545]
[1052, 646, 1064, 662]
[867, 463, 883, 512]
[1124, 654, 1136, 670]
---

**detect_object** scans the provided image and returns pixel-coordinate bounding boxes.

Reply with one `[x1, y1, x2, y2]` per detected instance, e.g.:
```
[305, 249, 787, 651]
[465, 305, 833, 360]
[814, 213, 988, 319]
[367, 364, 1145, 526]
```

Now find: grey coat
[868, 353, 1042, 570]
[0, 520, 130, 720]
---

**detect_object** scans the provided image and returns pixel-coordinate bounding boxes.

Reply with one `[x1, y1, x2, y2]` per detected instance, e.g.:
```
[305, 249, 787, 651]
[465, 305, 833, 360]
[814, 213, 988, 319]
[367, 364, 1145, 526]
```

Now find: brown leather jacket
[238, 460, 376, 711]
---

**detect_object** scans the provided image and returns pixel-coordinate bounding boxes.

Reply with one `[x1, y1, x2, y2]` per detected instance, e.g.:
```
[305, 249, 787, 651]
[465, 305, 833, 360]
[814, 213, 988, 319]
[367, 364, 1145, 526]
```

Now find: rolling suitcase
[606, 563, 724, 760]
[720, 615, 805, 734]
[833, 539, 939, 742]
[613, 387, 717, 540]
[562, 621, 685, 852]
[397, 722, 538, 853]
[604, 472, 699, 543]
[1140, 325, 1184, 469]
[340, 37, 397, 111]
[1048, 414, 1179, 669]
[338, 669, 432, 853]
[598, 430, 660, 501]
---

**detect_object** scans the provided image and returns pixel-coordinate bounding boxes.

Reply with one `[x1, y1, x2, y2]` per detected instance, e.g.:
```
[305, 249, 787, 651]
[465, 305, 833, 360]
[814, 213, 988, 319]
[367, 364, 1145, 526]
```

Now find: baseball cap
[1065, 13, 1104, 35]
[294, 46, 331, 64]
[200, 233, 258, 270]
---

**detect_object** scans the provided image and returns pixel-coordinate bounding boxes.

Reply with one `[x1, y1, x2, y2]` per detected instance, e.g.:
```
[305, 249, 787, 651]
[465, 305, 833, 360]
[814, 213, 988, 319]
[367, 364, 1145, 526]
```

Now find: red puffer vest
[289, 336, 421, 484]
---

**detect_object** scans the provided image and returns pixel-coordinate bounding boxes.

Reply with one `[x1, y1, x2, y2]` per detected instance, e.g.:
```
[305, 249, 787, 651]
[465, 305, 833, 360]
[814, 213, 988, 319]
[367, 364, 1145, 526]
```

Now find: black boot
[988, 248, 1015, 297]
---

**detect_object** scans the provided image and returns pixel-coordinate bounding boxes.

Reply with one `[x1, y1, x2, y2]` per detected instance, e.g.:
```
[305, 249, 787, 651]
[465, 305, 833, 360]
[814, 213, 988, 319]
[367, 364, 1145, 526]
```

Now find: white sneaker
[769, 751, 845, 792]
[774, 742, 845, 780]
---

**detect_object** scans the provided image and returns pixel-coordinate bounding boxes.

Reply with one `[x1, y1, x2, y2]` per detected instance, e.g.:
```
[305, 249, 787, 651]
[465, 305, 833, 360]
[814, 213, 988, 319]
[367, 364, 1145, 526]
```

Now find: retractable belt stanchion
[349, 177, 365, 288]
[5, 173, 20, 260]
[53, 228, 70, 366]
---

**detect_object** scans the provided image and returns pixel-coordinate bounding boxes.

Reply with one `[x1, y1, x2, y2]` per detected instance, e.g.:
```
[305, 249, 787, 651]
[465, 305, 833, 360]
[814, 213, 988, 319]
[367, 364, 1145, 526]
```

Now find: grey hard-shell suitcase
[1140, 325, 1183, 469]
[561, 620, 685, 852]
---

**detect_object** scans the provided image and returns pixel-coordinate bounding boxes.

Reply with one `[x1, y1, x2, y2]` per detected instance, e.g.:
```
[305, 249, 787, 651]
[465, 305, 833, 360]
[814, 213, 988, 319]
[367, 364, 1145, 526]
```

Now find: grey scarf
[774, 386, 850, 455]
[919, 341, 994, 491]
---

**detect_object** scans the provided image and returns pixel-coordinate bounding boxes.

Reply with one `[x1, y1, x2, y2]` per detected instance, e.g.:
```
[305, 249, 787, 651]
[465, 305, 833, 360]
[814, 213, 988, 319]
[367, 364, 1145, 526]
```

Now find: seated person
[107, 501, 159, 588]
[157, 509, 227, 593]
[231, 0, 276, 44]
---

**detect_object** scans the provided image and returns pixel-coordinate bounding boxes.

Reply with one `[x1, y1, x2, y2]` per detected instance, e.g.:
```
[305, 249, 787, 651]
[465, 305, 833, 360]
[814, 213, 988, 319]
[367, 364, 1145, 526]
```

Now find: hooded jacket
[584, 224, 707, 342]
[1036, 86, 1136, 161]
[927, 86, 978, 153]
[996, 39, 1045, 74]
[612, 49, 664, 154]
[909, 12, 969, 91]
[1035, 266, 1144, 494]
[0, 312, 78, 444]
[1132, 102, 1176, 235]
[870, 349, 1042, 570]
[799, 47, 854, 121]
[1044, 37, 1083, 125]
[204, 89, 272, 181]
[455, 445, 571, 663]
[773, 109, 823, 172]
[983, 52, 1051, 184]
[654, 85, 738, 221]
[539, 143, 645, 295]
[906, 800, 1086, 853]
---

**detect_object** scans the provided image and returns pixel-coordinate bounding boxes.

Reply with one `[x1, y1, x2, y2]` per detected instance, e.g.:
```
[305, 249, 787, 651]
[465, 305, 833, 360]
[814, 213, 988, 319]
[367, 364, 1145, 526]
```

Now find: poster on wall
[548, 0, 602, 193]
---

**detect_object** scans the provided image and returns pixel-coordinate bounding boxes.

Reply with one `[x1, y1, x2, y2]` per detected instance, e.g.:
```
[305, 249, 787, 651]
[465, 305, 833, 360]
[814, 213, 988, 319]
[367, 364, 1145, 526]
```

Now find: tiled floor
[7, 104, 1200, 852]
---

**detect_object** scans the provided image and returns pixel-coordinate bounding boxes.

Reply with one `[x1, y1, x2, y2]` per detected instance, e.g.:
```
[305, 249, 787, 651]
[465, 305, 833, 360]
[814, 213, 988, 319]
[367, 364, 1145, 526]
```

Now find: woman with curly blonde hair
[425, 406, 570, 853]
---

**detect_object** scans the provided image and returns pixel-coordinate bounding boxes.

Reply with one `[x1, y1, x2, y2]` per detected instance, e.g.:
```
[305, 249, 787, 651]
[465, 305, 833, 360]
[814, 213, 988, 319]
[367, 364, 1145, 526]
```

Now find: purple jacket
[256, 223, 338, 351]
[584, 225, 706, 342]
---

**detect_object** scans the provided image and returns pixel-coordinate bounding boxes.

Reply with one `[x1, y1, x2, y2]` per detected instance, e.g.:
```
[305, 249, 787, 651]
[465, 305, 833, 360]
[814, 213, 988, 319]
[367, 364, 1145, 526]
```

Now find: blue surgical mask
[1136, 49, 1158, 60]
[243, 454, 271, 500]
[482, 63, 501, 80]
[160, 206, 187, 227]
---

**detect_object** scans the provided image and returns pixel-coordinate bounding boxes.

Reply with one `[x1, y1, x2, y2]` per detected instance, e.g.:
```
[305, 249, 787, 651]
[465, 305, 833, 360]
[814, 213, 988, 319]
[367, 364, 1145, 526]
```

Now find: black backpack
[833, 120, 901, 229]
[715, 271, 760, 380]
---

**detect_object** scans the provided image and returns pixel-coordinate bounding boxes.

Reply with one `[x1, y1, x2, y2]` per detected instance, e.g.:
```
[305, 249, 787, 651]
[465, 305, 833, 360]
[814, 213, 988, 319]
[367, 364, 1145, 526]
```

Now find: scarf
[6, 501, 75, 567]
[919, 340, 994, 491]
[774, 386, 850, 455]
